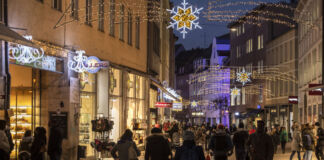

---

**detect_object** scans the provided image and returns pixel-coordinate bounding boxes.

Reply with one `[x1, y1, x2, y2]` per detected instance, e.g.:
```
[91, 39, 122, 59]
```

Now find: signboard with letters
[155, 102, 172, 108]
[309, 84, 323, 96]
[288, 96, 298, 104]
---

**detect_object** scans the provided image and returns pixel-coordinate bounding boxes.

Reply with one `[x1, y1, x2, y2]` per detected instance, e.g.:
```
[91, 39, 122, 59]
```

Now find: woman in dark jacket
[31, 127, 47, 160]
[174, 131, 205, 160]
[111, 129, 140, 160]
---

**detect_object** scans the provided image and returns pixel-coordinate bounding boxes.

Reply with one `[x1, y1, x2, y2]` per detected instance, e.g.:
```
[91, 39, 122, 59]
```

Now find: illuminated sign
[86, 56, 109, 73]
[155, 102, 173, 108]
[192, 112, 204, 116]
[172, 102, 183, 110]
[288, 96, 298, 104]
[309, 84, 323, 96]
[69, 50, 109, 73]
[9, 37, 44, 64]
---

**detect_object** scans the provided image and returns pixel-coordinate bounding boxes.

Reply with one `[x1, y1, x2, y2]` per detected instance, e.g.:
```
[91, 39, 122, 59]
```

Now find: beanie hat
[183, 131, 195, 141]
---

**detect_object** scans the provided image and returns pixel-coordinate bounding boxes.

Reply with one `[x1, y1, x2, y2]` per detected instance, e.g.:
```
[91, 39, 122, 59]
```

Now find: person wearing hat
[315, 122, 324, 160]
[145, 127, 172, 160]
[246, 120, 274, 160]
[174, 131, 205, 160]
[208, 124, 233, 160]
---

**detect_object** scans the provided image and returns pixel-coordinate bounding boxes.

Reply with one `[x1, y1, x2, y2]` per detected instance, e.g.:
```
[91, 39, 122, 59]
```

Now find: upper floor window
[98, 0, 104, 31]
[135, 17, 140, 49]
[52, 0, 62, 11]
[246, 39, 253, 53]
[71, 0, 79, 19]
[127, 11, 132, 45]
[257, 34, 263, 50]
[109, 0, 115, 36]
[0, 0, 4, 23]
[85, 0, 92, 25]
[119, 5, 125, 40]
[37, 0, 44, 3]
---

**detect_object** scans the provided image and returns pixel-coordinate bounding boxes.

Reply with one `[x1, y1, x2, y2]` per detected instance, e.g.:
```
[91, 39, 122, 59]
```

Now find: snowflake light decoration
[231, 87, 241, 97]
[167, 0, 203, 39]
[236, 68, 251, 86]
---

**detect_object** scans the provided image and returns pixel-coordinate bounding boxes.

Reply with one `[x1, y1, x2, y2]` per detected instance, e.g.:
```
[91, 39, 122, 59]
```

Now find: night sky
[171, 0, 290, 50]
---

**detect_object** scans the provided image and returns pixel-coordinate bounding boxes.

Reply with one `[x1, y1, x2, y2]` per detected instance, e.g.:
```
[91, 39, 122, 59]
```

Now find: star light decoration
[236, 68, 251, 86]
[191, 101, 198, 108]
[231, 87, 241, 97]
[167, 0, 203, 39]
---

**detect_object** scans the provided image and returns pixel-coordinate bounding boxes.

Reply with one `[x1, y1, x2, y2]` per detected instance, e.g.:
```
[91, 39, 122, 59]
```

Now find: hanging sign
[172, 102, 183, 111]
[288, 96, 298, 104]
[155, 102, 172, 108]
[69, 50, 109, 73]
[192, 112, 204, 116]
[86, 56, 109, 73]
[309, 84, 323, 96]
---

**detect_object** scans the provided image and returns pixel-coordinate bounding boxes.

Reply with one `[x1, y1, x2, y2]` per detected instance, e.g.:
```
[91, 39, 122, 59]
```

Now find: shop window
[127, 73, 135, 98]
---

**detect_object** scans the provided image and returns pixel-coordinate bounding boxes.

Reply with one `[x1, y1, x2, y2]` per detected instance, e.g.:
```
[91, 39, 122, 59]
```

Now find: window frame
[127, 11, 132, 45]
[135, 16, 140, 49]
[85, 0, 92, 25]
[109, 0, 115, 36]
[98, 0, 104, 32]
[119, 5, 125, 41]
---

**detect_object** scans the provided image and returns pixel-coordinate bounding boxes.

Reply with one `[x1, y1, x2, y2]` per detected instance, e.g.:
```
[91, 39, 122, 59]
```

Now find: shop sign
[309, 84, 323, 96]
[155, 102, 172, 108]
[288, 96, 298, 104]
[172, 102, 182, 110]
[86, 56, 109, 73]
[69, 50, 109, 73]
[12, 55, 57, 72]
[163, 87, 181, 101]
[192, 112, 204, 116]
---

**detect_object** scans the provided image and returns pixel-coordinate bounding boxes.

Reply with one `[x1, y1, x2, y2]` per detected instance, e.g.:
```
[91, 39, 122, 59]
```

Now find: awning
[150, 76, 181, 102]
[0, 23, 36, 48]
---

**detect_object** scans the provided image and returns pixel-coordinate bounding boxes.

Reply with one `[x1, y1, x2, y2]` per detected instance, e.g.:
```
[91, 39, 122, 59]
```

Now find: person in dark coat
[233, 122, 249, 160]
[0, 120, 10, 160]
[247, 120, 274, 160]
[48, 120, 63, 160]
[174, 131, 205, 160]
[315, 122, 324, 160]
[208, 124, 233, 160]
[111, 129, 140, 160]
[145, 128, 172, 160]
[31, 127, 47, 160]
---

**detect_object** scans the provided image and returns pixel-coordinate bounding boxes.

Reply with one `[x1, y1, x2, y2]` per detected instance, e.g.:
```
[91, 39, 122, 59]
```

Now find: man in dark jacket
[209, 124, 233, 160]
[145, 127, 172, 160]
[247, 120, 274, 160]
[48, 120, 63, 160]
[315, 122, 324, 160]
[174, 131, 205, 160]
[233, 122, 249, 160]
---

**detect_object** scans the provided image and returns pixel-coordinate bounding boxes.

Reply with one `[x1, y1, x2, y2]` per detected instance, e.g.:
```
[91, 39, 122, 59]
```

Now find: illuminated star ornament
[167, 0, 203, 39]
[231, 87, 241, 97]
[236, 68, 251, 86]
[191, 101, 198, 108]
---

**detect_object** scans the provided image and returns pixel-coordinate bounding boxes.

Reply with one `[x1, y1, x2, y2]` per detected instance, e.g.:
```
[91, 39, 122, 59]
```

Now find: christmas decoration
[167, 0, 203, 39]
[231, 87, 241, 97]
[236, 68, 251, 85]
[68, 50, 89, 73]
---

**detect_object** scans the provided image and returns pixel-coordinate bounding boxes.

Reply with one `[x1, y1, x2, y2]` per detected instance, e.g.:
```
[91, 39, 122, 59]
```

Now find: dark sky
[171, 0, 290, 50]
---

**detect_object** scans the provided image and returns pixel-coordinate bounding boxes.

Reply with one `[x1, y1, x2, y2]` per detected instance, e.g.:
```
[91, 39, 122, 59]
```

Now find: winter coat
[246, 132, 274, 160]
[271, 133, 280, 145]
[233, 129, 249, 150]
[280, 130, 288, 142]
[291, 130, 302, 151]
[30, 137, 46, 160]
[111, 139, 140, 160]
[0, 130, 10, 160]
[317, 127, 324, 147]
[302, 129, 315, 151]
[174, 140, 205, 160]
[145, 134, 171, 160]
[47, 127, 63, 156]
[208, 130, 233, 158]
[172, 132, 180, 147]
[19, 136, 33, 153]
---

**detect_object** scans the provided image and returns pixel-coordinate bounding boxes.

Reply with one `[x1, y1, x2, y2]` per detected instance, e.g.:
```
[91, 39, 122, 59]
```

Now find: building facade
[2, 0, 176, 159]
[264, 29, 298, 131]
[295, 0, 323, 124]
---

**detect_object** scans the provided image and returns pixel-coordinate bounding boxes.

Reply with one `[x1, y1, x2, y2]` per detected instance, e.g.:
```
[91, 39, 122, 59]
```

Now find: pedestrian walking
[18, 130, 33, 160]
[145, 127, 172, 160]
[280, 127, 288, 153]
[233, 122, 249, 160]
[48, 120, 63, 160]
[315, 122, 324, 160]
[246, 120, 274, 160]
[290, 125, 302, 160]
[0, 120, 10, 160]
[31, 127, 47, 160]
[174, 131, 205, 160]
[111, 129, 140, 160]
[171, 124, 181, 149]
[302, 125, 315, 160]
[271, 128, 280, 154]
[208, 124, 233, 160]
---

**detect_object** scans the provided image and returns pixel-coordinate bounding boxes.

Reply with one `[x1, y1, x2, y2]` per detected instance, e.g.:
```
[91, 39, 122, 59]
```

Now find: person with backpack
[0, 120, 10, 160]
[302, 125, 315, 160]
[208, 124, 233, 160]
[233, 122, 249, 160]
[280, 127, 288, 153]
[111, 129, 140, 160]
[18, 130, 33, 160]
[246, 120, 274, 160]
[315, 122, 324, 160]
[290, 125, 302, 160]
[174, 130, 205, 160]
[145, 127, 172, 160]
